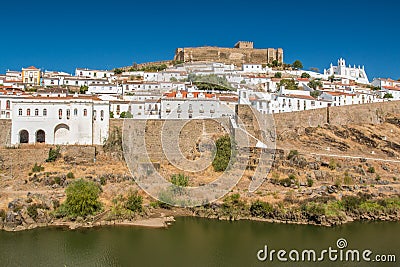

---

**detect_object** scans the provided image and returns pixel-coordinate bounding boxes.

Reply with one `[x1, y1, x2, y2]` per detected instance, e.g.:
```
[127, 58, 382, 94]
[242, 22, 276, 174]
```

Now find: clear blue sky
[1, 0, 399, 80]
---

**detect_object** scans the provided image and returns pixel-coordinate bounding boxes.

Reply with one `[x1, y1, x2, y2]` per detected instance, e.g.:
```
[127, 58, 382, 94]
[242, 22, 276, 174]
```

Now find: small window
[6, 100, 10, 110]
[83, 109, 87, 116]
[58, 109, 62, 119]
[27, 109, 31, 116]
[74, 108, 78, 116]
[93, 110, 97, 120]
[66, 109, 70, 119]
[18, 108, 22, 116]
[43, 109, 47, 116]
[100, 110, 104, 121]
[35, 109, 39, 116]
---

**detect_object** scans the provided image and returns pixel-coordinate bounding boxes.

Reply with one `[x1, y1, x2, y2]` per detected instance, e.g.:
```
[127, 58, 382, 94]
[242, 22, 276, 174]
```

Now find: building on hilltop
[174, 41, 283, 66]
[22, 66, 41, 86]
[324, 58, 369, 84]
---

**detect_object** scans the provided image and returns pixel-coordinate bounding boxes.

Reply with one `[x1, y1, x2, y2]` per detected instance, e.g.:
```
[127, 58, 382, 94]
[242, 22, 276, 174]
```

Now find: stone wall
[0, 120, 11, 147]
[174, 46, 283, 66]
[237, 100, 400, 138]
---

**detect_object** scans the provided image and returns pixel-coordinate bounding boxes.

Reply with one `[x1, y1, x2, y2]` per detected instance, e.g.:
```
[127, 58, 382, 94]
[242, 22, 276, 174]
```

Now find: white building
[160, 91, 221, 119]
[11, 95, 109, 145]
[324, 58, 369, 84]
[22, 66, 41, 85]
[75, 68, 114, 79]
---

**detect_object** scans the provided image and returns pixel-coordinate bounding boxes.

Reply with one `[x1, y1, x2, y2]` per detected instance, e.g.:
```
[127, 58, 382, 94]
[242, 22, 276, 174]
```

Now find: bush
[212, 135, 235, 172]
[27, 203, 47, 220]
[367, 166, 375, 173]
[250, 200, 273, 218]
[328, 159, 337, 170]
[100, 176, 107, 186]
[119, 111, 133, 118]
[0, 209, 5, 220]
[46, 146, 61, 162]
[32, 163, 44, 173]
[58, 179, 102, 218]
[343, 172, 353, 185]
[307, 178, 314, 187]
[287, 150, 299, 160]
[170, 173, 189, 187]
[54, 177, 62, 185]
[66, 172, 75, 179]
[125, 191, 143, 213]
[274, 72, 282, 78]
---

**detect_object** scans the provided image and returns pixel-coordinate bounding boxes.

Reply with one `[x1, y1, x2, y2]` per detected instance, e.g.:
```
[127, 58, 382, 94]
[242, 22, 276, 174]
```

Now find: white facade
[324, 58, 369, 84]
[11, 96, 109, 145]
[75, 68, 113, 79]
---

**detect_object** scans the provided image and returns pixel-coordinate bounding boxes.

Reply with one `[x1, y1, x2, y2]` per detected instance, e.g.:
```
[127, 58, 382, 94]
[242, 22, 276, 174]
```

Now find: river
[0, 218, 398, 266]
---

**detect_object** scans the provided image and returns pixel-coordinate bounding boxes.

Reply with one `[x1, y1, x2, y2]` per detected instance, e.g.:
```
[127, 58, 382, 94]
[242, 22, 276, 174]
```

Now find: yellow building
[22, 66, 41, 85]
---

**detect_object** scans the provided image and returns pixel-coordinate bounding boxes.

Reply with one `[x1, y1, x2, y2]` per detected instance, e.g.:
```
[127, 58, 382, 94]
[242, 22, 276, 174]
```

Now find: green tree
[274, 72, 282, 78]
[79, 85, 88, 94]
[271, 60, 279, 67]
[212, 135, 235, 172]
[277, 79, 299, 90]
[250, 200, 273, 218]
[292, 60, 303, 69]
[119, 111, 133, 118]
[59, 179, 102, 218]
[46, 146, 61, 162]
[170, 173, 189, 187]
[125, 191, 143, 212]
[383, 93, 393, 99]
[328, 75, 335, 82]
[301, 72, 311, 78]
[114, 68, 123, 75]
[310, 90, 322, 98]
[307, 79, 323, 90]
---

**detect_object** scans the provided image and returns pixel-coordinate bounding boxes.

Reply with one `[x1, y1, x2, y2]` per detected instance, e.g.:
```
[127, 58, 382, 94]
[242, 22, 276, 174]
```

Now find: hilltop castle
[174, 41, 283, 66]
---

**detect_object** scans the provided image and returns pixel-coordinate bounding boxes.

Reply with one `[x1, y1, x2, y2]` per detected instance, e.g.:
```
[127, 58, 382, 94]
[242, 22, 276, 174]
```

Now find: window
[18, 109, 22, 116]
[93, 110, 97, 120]
[6, 100, 10, 110]
[100, 110, 104, 121]
[58, 109, 62, 119]
[74, 108, 78, 116]
[27, 109, 31, 116]
[66, 109, 70, 119]
[43, 109, 47, 116]
[83, 109, 87, 116]
[35, 109, 39, 116]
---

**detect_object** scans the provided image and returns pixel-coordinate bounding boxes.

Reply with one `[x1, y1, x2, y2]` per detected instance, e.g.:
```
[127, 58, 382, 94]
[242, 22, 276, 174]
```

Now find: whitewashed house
[11, 95, 109, 145]
[324, 58, 369, 84]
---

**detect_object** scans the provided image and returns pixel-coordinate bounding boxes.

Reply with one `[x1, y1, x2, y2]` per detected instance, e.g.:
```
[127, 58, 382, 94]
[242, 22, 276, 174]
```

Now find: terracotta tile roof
[24, 66, 39, 70]
[285, 94, 315, 100]
[383, 86, 400, 91]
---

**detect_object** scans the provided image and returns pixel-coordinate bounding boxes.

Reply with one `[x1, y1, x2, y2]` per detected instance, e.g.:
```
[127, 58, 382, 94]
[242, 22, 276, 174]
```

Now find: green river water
[0, 217, 398, 267]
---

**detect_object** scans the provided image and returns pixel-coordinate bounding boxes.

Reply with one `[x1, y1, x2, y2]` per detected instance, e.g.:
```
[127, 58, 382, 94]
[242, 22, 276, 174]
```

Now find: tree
[277, 79, 299, 90]
[301, 72, 311, 78]
[114, 68, 123, 75]
[79, 85, 88, 94]
[310, 90, 322, 98]
[274, 72, 282, 78]
[308, 79, 323, 90]
[125, 191, 143, 212]
[171, 174, 189, 187]
[119, 111, 133, 118]
[383, 93, 393, 99]
[328, 75, 335, 82]
[292, 60, 303, 69]
[271, 60, 279, 68]
[59, 179, 102, 218]
[212, 135, 235, 172]
[170, 77, 178, 82]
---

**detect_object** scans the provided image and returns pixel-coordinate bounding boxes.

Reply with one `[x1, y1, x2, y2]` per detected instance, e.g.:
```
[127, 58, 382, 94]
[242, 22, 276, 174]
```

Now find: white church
[324, 58, 369, 84]
[11, 95, 109, 145]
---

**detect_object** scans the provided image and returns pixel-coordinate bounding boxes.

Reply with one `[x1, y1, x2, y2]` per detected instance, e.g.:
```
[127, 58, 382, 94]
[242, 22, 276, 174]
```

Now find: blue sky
[1, 0, 399, 80]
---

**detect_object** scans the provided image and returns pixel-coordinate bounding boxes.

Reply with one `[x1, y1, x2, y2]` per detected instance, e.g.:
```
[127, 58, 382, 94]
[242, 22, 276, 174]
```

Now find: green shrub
[0, 209, 5, 220]
[170, 173, 189, 187]
[212, 135, 235, 172]
[46, 146, 61, 162]
[250, 200, 273, 218]
[328, 159, 337, 170]
[66, 172, 75, 179]
[125, 191, 143, 213]
[54, 176, 62, 185]
[367, 166, 375, 173]
[32, 163, 44, 173]
[100, 176, 107, 186]
[287, 150, 299, 160]
[307, 178, 314, 187]
[343, 172, 353, 185]
[57, 179, 102, 218]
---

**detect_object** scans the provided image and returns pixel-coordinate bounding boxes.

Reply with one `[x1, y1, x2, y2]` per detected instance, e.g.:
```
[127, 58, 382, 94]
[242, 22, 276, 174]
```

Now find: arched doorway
[36, 130, 46, 143]
[54, 124, 70, 144]
[19, 130, 29, 143]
